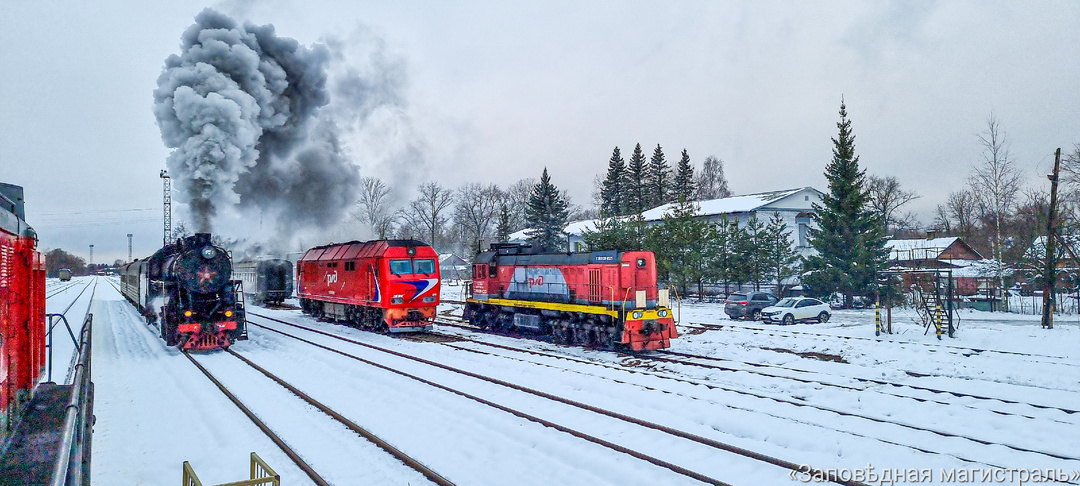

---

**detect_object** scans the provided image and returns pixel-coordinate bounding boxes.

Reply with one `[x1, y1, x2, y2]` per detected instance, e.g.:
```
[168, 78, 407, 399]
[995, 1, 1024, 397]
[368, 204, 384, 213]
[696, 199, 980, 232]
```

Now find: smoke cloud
[153, 8, 359, 235]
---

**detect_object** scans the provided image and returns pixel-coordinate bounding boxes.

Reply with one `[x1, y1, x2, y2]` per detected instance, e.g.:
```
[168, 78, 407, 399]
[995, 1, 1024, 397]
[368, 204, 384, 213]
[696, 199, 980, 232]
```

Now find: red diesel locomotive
[0, 183, 92, 485]
[297, 240, 440, 332]
[0, 183, 46, 434]
[465, 244, 678, 351]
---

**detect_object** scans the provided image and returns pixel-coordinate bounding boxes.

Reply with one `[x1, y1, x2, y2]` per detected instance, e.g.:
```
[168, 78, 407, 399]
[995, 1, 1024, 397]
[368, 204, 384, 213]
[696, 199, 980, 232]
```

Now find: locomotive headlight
[183, 310, 192, 318]
[391, 296, 404, 304]
[658, 310, 669, 317]
[423, 296, 436, 303]
[200, 247, 216, 259]
[632, 311, 644, 319]
[225, 310, 233, 317]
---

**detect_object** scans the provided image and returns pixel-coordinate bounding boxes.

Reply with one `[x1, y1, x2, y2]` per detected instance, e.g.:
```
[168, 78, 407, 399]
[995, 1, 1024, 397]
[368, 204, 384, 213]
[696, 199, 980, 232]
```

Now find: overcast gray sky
[1, 0, 1077, 263]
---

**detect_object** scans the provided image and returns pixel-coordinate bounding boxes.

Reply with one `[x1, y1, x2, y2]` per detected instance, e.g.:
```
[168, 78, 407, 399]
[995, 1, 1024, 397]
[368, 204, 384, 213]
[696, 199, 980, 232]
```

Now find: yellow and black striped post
[934, 305, 943, 340]
[875, 300, 882, 336]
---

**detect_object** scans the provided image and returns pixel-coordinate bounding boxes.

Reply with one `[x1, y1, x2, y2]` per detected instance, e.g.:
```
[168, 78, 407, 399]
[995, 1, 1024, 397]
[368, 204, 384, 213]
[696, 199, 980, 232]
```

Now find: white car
[760, 297, 831, 325]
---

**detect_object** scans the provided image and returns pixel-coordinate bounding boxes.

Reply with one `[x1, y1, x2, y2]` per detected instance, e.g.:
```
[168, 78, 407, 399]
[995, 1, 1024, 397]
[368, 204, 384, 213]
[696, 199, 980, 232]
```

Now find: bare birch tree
[696, 155, 732, 200]
[406, 182, 454, 249]
[454, 183, 503, 254]
[934, 189, 979, 239]
[867, 175, 920, 235]
[353, 176, 395, 238]
[969, 113, 1023, 309]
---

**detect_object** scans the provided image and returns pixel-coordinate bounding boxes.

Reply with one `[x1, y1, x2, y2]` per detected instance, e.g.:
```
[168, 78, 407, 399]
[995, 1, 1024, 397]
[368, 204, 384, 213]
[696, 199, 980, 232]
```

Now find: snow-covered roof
[509, 187, 822, 239]
[885, 237, 959, 261]
[640, 187, 819, 221]
[509, 218, 599, 241]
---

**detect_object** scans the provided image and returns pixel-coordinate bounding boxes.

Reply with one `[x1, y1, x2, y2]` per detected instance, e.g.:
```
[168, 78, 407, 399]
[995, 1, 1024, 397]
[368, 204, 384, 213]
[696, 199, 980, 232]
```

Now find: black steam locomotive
[120, 233, 247, 350]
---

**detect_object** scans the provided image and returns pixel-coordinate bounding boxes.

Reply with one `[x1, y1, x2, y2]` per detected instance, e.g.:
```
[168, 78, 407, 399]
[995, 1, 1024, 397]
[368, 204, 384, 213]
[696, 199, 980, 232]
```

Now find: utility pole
[89, 244, 94, 267]
[127, 233, 133, 263]
[1041, 148, 1062, 330]
[160, 170, 171, 246]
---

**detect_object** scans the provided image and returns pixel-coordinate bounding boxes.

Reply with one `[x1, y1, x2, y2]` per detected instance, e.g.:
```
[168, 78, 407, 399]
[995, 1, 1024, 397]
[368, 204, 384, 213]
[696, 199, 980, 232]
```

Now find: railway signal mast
[160, 170, 171, 246]
[127, 233, 133, 263]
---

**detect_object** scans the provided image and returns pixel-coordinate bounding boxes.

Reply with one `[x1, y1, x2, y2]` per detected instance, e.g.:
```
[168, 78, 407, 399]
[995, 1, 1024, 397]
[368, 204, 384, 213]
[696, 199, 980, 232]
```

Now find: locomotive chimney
[192, 233, 212, 247]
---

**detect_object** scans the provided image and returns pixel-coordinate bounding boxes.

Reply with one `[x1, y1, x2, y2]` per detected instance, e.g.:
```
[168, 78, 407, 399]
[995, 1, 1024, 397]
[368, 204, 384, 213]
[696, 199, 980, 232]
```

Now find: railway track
[45, 279, 87, 299]
[682, 320, 1076, 364]
[649, 349, 1080, 417]
[248, 311, 865, 486]
[182, 348, 455, 486]
[438, 316, 1080, 418]
[425, 316, 1079, 467]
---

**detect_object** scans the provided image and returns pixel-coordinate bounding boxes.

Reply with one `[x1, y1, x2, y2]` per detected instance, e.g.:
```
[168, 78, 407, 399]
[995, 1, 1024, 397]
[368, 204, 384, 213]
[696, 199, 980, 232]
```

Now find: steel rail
[683, 320, 1074, 362]
[249, 312, 861, 486]
[439, 314, 1080, 418]
[428, 317, 1078, 466]
[226, 350, 457, 486]
[654, 348, 1080, 416]
[182, 352, 331, 486]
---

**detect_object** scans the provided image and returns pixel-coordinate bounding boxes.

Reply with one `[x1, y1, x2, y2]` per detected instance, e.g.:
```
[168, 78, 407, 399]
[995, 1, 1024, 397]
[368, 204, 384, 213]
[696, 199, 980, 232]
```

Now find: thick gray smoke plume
[153, 8, 359, 233]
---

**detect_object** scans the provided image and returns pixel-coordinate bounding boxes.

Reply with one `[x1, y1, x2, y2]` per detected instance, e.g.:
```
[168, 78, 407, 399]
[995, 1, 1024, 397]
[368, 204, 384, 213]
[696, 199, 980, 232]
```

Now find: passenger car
[724, 292, 777, 320]
[760, 297, 831, 324]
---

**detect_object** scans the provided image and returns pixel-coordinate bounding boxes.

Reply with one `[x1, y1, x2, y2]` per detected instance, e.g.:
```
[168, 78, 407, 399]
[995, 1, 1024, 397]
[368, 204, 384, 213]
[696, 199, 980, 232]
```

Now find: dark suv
[724, 292, 778, 320]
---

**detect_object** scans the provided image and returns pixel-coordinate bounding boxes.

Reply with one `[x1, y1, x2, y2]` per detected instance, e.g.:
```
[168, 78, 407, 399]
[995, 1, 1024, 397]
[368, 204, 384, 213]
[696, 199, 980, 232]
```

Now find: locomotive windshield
[414, 259, 436, 274]
[389, 259, 437, 275]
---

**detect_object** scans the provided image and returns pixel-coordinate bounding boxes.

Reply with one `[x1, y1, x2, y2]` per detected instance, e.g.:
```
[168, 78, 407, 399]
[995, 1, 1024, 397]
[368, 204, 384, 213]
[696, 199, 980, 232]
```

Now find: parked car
[724, 292, 778, 320]
[760, 297, 831, 325]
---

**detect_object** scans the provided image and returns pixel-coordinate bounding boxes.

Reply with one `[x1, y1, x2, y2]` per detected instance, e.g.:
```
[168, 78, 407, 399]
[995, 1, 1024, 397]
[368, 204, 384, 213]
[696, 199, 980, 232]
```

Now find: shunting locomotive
[120, 233, 247, 349]
[0, 182, 92, 485]
[296, 240, 440, 332]
[465, 243, 678, 351]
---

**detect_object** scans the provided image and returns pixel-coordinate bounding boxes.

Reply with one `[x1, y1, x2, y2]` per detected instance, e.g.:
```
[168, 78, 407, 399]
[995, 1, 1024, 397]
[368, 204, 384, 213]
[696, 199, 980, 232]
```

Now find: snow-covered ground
[48, 277, 1078, 485]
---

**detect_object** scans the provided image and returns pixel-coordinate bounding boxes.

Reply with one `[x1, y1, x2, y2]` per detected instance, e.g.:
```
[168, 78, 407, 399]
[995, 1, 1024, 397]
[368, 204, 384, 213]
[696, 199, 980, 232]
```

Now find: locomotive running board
[469, 297, 620, 318]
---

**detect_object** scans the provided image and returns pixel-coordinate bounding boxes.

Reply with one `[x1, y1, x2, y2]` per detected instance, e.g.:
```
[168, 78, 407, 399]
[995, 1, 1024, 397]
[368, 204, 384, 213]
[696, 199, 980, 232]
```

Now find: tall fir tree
[495, 203, 512, 243]
[600, 146, 626, 216]
[525, 167, 570, 252]
[624, 143, 649, 214]
[582, 213, 647, 252]
[743, 215, 769, 291]
[763, 212, 800, 296]
[644, 198, 711, 296]
[673, 149, 696, 202]
[802, 100, 887, 307]
[648, 144, 672, 208]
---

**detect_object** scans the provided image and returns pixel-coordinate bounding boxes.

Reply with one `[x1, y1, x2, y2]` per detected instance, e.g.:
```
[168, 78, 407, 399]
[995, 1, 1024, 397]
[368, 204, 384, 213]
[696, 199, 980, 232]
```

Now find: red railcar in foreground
[0, 183, 46, 433]
[465, 244, 678, 351]
[0, 183, 92, 485]
[297, 240, 440, 332]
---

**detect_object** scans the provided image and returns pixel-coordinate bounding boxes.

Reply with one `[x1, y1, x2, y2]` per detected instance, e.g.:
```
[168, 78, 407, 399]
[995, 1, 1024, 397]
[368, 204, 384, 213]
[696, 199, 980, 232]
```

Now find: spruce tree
[673, 149, 696, 202]
[525, 167, 570, 252]
[624, 143, 648, 214]
[495, 203, 512, 243]
[743, 215, 768, 291]
[600, 146, 626, 216]
[803, 100, 887, 307]
[648, 144, 671, 207]
[763, 212, 799, 296]
[645, 198, 710, 296]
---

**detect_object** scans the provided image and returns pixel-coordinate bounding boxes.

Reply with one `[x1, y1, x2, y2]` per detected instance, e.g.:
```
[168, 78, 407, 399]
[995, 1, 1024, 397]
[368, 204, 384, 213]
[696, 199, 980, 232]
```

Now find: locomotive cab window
[414, 259, 436, 275]
[390, 259, 413, 275]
